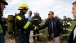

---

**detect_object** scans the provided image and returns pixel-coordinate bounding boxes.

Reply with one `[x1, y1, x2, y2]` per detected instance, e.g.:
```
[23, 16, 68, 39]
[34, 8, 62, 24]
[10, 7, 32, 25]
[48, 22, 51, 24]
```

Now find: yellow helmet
[1, 0, 8, 5]
[18, 3, 29, 10]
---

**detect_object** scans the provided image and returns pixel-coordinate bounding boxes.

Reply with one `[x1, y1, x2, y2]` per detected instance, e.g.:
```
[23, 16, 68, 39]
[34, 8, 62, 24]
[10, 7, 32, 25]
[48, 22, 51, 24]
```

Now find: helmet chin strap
[20, 11, 25, 15]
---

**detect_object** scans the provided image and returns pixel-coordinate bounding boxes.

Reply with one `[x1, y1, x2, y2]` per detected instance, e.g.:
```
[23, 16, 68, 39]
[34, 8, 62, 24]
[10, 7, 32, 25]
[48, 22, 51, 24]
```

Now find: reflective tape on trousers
[0, 24, 3, 33]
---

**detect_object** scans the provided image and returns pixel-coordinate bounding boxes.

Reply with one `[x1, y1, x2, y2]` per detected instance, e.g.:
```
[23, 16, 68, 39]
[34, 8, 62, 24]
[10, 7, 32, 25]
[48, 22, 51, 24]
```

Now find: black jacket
[39, 18, 63, 37]
[68, 25, 76, 43]
[14, 12, 35, 34]
[32, 16, 41, 26]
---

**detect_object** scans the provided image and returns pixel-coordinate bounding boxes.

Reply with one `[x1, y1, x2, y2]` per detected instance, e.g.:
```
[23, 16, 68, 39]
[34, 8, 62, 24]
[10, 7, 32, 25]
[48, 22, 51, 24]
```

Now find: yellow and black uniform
[12, 3, 37, 43]
[62, 19, 72, 40]
[14, 11, 36, 43]
[32, 16, 41, 41]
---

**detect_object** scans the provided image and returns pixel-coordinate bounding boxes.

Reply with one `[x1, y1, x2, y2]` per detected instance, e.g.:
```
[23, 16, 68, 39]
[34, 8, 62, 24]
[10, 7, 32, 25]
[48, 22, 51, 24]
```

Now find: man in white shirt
[25, 11, 32, 43]
[68, 1, 76, 43]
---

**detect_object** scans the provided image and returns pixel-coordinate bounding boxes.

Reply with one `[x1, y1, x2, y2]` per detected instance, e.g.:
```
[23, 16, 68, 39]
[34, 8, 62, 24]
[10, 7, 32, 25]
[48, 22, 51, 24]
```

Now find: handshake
[34, 26, 40, 30]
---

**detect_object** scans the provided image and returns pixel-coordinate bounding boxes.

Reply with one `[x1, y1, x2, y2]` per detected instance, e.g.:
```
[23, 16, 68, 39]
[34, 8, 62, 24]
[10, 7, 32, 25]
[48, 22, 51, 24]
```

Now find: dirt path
[5, 39, 15, 43]
[5, 31, 53, 43]
[29, 31, 34, 43]
[5, 31, 34, 43]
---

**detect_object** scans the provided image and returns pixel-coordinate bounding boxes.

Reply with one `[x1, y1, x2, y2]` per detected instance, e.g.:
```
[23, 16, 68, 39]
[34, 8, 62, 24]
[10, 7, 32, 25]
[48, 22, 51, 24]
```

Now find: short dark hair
[72, 1, 76, 5]
[28, 11, 32, 14]
[49, 11, 54, 15]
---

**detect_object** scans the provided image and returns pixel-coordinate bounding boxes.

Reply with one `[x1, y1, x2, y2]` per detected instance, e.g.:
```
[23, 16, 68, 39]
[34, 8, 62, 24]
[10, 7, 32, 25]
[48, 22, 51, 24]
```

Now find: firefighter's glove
[34, 26, 39, 30]
[36, 26, 39, 29]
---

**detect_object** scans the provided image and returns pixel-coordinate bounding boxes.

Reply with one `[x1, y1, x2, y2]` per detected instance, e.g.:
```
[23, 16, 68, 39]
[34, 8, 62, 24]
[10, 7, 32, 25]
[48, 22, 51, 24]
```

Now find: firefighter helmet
[1, 0, 8, 5]
[18, 3, 29, 10]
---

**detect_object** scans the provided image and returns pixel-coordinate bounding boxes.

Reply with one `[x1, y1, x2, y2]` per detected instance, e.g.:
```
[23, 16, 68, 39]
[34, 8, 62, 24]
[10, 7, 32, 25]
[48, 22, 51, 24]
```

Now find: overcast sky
[3, 0, 76, 19]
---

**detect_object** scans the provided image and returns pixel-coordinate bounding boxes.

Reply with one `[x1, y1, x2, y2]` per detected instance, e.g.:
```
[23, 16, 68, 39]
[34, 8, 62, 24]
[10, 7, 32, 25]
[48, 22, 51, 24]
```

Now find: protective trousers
[63, 28, 68, 40]
[33, 30, 39, 41]
[15, 34, 26, 43]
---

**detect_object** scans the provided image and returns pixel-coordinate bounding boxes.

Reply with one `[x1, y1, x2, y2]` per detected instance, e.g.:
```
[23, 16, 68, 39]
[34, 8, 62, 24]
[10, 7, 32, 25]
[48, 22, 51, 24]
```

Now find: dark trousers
[33, 30, 39, 41]
[0, 33, 5, 43]
[15, 34, 26, 43]
[63, 28, 68, 40]
[26, 30, 30, 43]
[48, 32, 53, 41]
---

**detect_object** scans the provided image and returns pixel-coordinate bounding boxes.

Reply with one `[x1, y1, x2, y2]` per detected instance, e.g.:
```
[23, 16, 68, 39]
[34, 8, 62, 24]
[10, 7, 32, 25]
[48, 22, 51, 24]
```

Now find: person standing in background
[26, 11, 32, 43]
[62, 16, 72, 40]
[32, 11, 41, 42]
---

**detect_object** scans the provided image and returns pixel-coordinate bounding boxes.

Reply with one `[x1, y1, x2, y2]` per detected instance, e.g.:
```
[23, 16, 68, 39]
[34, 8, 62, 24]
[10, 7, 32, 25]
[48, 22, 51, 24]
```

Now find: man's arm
[16, 15, 36, 30]
[38, 20, 48, 30]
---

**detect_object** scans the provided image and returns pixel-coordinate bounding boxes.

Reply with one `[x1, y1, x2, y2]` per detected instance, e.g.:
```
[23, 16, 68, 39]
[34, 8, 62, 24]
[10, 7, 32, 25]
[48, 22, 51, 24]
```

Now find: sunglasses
[48, 14, 50, 15]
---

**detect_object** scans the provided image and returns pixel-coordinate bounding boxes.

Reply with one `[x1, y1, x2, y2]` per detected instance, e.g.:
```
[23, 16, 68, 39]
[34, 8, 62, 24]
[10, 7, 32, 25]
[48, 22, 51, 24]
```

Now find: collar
[28, 15, 31, 17]
[49, 17, 54, 20]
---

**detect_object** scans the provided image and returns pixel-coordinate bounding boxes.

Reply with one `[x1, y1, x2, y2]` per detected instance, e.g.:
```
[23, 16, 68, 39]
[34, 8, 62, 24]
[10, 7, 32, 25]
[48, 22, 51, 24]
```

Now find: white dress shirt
[74, 27, 76, 39]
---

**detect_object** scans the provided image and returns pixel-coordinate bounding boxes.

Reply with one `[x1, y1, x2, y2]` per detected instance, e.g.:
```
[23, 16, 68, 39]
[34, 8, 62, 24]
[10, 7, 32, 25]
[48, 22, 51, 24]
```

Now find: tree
[73, 18, 76, 21]
[67, 18, 72, 21]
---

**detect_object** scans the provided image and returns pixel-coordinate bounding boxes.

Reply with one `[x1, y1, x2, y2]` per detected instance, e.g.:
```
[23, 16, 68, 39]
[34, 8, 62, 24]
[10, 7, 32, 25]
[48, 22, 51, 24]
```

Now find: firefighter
[32, 11, 41, 42]
[37, 13, 41, 25]
[0, 0, 8, 43]
[14, 3, 37, 43]
[26, 11, 33, 43]
[62, 16, 72, 40]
